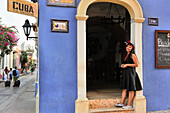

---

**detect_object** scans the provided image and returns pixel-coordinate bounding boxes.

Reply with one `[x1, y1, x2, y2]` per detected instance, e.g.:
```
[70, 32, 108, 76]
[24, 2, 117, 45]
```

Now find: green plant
[20, 50, 28, 70]
[0, 17, 19, 57]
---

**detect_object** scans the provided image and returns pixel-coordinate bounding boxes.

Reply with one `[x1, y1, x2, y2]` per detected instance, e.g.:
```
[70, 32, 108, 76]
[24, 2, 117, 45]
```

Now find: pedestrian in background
[12, 66, 20, 87]
[31, 64, 36, 75]
[0, 72, 2, 82]
[24, 63, 28, 75]
[3, 67, 9, 86]
[115, 41, 142, 109]
[3, 66, 9, 73]
[9, 68, 13, 81]
[31, 65, 34, 75]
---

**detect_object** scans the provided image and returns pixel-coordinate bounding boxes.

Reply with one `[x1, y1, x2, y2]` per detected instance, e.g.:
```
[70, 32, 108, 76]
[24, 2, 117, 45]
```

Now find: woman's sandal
[122, 105, 132, 109]
[114, 103, 124, 107]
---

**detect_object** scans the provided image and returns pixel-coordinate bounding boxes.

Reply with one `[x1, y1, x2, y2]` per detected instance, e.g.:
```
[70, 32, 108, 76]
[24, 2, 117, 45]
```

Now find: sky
[0, 0, 37, 47]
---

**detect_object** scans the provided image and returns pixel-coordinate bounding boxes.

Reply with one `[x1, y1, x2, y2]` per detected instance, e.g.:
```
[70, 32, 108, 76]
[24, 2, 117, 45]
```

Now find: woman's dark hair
[5, 67, 8, 74]
[122, 42, 135, 60]
[126, 43, 135, 57]
[10, 68, 12, 71]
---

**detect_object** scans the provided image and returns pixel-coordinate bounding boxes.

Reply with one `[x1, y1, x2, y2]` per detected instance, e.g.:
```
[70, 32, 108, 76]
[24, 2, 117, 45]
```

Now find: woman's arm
[123, 54, 139, 68]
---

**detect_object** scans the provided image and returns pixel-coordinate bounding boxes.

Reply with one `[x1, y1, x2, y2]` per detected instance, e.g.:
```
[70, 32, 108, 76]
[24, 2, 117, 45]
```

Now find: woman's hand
[121, 64, 124, 68]
[121, 64, 127, 68]
[123, 64, 127, 68]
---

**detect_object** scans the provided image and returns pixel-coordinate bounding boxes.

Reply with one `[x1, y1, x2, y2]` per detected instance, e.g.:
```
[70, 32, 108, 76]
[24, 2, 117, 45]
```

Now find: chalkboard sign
[155, 30, 170, 68]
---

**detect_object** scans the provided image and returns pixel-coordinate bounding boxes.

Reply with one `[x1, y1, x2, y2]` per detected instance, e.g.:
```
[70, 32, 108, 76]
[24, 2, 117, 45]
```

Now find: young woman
[3, 67, 9, 86]
[115, 41, 142, 109]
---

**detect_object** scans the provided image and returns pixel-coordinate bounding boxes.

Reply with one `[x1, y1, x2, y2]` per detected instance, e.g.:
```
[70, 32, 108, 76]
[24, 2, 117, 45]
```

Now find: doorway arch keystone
[76, 0, 146, 113]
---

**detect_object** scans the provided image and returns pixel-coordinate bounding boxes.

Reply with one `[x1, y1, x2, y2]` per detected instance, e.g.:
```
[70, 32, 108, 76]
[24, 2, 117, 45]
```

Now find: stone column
[75, 15, 89, 113]
[131, 18, 146, 113]
[4, 54, 7, 68]
[0, 57, 3, 72]
[11, 52, 13, 68]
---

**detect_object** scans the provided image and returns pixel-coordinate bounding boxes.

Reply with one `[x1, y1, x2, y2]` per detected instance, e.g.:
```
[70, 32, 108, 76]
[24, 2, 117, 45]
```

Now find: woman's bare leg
[127, 91, 134, 106]
[121, 89, 127, 104]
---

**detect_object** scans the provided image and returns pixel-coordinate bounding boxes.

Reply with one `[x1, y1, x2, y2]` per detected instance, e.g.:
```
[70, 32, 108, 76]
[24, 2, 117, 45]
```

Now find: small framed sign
[148, 18, 158, 26]
[51, 19, 69, 33]
[155, 30, 170, 68]
[47, 0, 76, 8]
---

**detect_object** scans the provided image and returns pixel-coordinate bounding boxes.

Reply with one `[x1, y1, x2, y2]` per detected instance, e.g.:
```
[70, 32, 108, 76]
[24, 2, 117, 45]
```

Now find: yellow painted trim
[76, 15, 89, 20]
[77, 0, 144, 22]
[132, 18, 145, 23]
[75, 98, 89, 113]
[76, 0, 146, 113]
[134, 96, 147, 113]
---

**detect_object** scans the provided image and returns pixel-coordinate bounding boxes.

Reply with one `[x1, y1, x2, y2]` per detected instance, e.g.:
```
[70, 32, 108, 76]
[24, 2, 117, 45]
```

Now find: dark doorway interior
[86, 3, 130, 93]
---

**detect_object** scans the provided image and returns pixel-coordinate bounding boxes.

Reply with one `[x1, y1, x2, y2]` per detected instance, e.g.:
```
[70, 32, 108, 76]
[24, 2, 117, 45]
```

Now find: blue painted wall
[138, 0, 170, 111]
[39, 0, 80, 112]
[39, 0, 170, 112]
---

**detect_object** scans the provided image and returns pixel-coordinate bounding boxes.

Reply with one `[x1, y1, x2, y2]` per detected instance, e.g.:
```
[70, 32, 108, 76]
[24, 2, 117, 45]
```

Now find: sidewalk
[148, 109, 170, 113]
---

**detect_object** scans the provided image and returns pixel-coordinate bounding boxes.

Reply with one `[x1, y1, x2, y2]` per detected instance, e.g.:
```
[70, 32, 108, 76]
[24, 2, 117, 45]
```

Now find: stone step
[89, 107, 134, 113]
[89, 98, 129, 109]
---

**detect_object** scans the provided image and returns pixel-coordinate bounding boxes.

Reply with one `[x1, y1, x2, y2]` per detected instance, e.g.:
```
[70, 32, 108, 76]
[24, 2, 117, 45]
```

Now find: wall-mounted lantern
[22, 19, 38, 40]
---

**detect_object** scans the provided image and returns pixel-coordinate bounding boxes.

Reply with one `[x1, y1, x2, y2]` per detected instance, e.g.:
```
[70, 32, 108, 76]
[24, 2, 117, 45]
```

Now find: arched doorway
[76, 0, 146, 113]
[86, 2, 130, 99]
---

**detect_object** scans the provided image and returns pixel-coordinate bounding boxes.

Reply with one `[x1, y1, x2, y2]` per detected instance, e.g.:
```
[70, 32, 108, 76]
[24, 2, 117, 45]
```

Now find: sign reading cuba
[8, 0, 38, 18]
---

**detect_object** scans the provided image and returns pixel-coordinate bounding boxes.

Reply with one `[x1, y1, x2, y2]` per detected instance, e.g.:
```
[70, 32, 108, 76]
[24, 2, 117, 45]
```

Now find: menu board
[155, 30, 170, 68]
